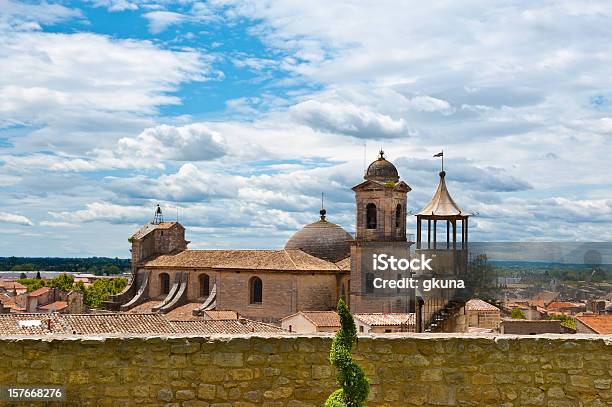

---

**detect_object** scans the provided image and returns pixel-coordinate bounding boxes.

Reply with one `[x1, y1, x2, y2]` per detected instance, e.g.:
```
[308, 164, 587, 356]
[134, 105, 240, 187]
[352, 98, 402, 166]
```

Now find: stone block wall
[0, 334, 610, 406]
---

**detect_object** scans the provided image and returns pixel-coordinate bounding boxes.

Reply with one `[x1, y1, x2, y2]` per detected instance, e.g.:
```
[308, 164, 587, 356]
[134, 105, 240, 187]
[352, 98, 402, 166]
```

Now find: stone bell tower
[350, 151, 413, 313]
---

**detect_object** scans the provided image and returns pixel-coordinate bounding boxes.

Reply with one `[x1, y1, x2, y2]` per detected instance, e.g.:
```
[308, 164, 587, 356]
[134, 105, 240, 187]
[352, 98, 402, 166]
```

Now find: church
[105, 151, 470, 326]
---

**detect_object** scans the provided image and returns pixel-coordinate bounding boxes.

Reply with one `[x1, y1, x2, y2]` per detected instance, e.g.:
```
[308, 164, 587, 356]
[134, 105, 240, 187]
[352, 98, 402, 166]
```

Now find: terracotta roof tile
[546, 301, 582, 311]
[202, 310, 240, 320]
[353, 313, 416, 327]
[466, 299, 499, 312]
[28, 287, 50, 297]
[576, 315, 612, 334]
[142, 249, 344, 272]
[38, 301, 68, 311]
[0, 314, 67, 335]
[62, 314, 176, 334]
[171, 320, 284, 334]
[131, 221, 179, 240]
[285, 311, 340, 327]
[0, 280, 26, 290]
[164, 303, 205, 321]
[125, 300, 162, 314]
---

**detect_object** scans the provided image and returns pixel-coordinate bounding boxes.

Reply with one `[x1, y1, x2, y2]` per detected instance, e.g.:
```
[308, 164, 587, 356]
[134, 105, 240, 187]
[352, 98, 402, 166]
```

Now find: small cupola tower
[352, 150, 412, 242]
[349, 151, 413, 314]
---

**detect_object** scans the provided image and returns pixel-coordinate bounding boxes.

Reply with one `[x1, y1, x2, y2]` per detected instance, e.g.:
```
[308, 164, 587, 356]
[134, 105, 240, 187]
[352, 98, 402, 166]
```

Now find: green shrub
[511, 308, 527, 319]
[325, 299, 370, 407]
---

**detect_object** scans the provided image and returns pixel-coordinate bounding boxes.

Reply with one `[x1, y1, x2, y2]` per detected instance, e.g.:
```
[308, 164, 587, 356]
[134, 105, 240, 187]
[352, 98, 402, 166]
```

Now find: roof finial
[320, 192, 326, 221]
[379, 149, 385, 159]
[153, 203, 163, 224]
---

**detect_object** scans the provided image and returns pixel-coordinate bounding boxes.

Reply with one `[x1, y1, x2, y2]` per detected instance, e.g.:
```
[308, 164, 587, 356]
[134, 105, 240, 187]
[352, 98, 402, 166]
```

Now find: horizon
[1, 1, 611, 257]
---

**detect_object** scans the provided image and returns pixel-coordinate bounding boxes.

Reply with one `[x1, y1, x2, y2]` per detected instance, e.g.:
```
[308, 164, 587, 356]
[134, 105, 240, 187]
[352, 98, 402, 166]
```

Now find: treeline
[18, 274, 128, 308]
[1, 257, 130, 275]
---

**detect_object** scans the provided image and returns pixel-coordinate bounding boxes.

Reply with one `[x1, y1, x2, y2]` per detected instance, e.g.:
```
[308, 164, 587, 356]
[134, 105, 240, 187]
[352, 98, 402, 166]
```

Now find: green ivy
[325, 299, 370, 407]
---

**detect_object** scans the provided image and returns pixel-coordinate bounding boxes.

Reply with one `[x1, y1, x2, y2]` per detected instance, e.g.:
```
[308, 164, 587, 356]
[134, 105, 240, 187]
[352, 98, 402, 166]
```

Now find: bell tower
[350, 151, 413, 313]
[354, 150, 411, 242]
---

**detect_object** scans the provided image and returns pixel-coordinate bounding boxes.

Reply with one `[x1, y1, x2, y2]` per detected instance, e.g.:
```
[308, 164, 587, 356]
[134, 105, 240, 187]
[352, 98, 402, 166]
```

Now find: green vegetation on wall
[326, 299, 370, 407]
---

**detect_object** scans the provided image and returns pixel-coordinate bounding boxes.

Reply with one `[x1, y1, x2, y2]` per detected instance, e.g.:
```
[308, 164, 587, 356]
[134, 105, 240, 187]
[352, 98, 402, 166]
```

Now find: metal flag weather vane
[434, 150, 444, 171]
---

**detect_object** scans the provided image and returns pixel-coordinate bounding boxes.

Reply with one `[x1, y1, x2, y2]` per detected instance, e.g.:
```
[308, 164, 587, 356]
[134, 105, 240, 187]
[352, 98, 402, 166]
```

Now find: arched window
[159, 273, 170, 295]
[366, 203, 377, 229]
[395, 204, 402, 228]
[199, 274, 210, 297]
[249, 277, 263, 304]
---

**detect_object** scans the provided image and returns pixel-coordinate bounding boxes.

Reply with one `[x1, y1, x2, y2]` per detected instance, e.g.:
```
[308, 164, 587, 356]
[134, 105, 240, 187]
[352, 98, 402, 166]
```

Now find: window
[199, 274, 210, 297]
[366, 203, 377, 229]
[249, 276, 263, 304]
[359, 326, 364, 333]
[159, 273, 170, 295]
[395, 204, 402, 228]
[365, 273, 374, 294]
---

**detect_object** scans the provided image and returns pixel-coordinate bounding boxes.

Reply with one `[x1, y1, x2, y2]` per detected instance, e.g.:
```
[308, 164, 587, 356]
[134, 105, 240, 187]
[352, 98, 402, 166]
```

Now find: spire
[320, 192, 326, 221]
[416, 170, 464, 217]
[153, 204, 163, 224]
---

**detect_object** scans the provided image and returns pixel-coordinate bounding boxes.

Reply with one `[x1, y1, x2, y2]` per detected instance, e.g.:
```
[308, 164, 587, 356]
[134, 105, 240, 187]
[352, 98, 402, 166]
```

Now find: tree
[511, 308, 526, 319]
[549, 314, 576, 330]
[19, 272, 27, 279]
[35, 271, 41, 279]
[325, 299, 370, 407]
[48, 273, 75, 292]
[17, 278, 45, 292]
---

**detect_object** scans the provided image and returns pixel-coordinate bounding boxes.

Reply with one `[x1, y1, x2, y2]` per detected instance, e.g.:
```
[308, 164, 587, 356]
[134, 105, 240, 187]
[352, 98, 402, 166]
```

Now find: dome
[365, 150, 399, 182]
[285, 209, 353, 262]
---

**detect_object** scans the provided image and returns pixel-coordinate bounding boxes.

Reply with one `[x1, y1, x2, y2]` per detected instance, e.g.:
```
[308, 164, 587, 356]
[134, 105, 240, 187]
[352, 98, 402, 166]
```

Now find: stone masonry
[0, 334, 610, 406]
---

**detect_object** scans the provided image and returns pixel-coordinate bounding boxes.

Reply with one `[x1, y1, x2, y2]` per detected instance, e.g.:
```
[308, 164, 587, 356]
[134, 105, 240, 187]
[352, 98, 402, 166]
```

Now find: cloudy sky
[1, 0, 611, 257]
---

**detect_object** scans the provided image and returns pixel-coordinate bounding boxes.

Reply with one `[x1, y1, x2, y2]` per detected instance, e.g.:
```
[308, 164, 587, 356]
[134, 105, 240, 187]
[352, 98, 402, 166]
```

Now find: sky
[0, 0, 611, 257]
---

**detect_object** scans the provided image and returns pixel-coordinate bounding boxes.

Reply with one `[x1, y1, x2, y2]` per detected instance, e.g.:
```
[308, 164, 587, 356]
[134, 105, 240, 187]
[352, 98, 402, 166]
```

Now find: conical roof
[285, 210, 353, 262]
[417, 171, 465, 217]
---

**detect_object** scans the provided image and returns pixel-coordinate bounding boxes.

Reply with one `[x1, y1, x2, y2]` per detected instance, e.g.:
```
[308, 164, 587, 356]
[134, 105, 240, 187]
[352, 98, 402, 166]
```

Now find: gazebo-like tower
[416, 170, 469, 249]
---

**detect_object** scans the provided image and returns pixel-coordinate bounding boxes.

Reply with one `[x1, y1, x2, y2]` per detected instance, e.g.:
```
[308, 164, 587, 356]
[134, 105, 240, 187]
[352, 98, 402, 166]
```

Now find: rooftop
[354, 313, 416, 327]
[142, 249, 346, 272]
[466, 299, 500, 312]
[131, 221, 180, 240]
[576, 315, 612, 334]
[28, 287, 50, 297]
[282, 311, 341, 327]
[417, 170, 465, 218]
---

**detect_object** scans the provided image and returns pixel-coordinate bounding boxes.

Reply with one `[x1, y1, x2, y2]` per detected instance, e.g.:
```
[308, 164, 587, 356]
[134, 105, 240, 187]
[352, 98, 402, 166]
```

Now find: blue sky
[0, 0, 611, 257]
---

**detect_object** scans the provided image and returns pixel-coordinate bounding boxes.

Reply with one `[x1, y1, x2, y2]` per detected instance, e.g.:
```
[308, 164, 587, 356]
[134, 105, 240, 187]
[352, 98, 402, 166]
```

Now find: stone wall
[0, 333, 610, 406]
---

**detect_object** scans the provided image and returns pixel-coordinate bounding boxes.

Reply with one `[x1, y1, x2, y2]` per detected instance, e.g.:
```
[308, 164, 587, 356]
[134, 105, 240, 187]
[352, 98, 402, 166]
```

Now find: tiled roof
[0, 313, 282, 336]
[38, 301, 68, 311]
[202, 310, 239, 321]
[284, 311, 340, 327]
[0, 314, 67, 335]
[466, 299, 499, 312]
[62, 314, 176, 334]
[171, 319, 283, 334]
[164, 303, 205, 321]
[335, 257, 351, 271]
[576, 315, 612, 334]
[546, 301, 581, 311]
[353, 313, 416, 327]
[28, 287, 50, 297]
[142, 249, 345, 272]
[126, 300, 162, 314]
[0, 280, 26, 290]
[131, 221, 180, 240]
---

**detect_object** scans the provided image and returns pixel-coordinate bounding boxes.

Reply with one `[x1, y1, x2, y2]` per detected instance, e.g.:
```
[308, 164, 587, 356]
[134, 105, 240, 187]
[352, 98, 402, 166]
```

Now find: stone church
[105, 151, 469, 325]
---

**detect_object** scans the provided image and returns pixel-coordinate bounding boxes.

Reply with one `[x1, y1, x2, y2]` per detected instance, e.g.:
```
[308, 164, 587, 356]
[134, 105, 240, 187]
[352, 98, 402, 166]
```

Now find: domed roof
[284, 209, 353, 262]
[365, 150, 399, 182]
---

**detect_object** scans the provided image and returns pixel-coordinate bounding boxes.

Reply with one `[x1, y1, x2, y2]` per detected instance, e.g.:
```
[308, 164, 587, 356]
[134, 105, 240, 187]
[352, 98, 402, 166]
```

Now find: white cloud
[0, 212, 33, 226]
[116, 123, 227, 162]
[144, 11, 186, 33]
[289, 100, 408, 138]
